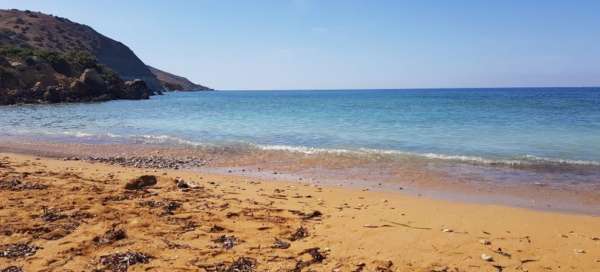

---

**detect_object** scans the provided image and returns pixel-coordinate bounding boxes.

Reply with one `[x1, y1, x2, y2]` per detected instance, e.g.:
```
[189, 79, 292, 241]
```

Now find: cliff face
[0, 9, 162, 91]
[148, 66, 213, 91]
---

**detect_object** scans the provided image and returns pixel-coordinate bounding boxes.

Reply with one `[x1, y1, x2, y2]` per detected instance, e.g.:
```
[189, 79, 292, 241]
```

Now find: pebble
[67, 155, 207, 169]
[574, 249, 586, 254]
[479, 239, 491, 245]
[481, 253, 494, 262]
[442, 228, 453, 233]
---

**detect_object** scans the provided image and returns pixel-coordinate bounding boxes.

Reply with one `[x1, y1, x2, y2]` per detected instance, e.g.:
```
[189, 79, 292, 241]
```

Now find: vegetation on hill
[0, 44, 154, 105]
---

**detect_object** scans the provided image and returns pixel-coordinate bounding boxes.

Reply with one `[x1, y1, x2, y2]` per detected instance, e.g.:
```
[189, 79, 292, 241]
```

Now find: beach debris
[293, 247, 327, 271]
[303, 247, 326, 262]
[209, 225, 226, 233]
[93, 228, 127, 245]
[226, 257, 257, 272]
[290, 226, 309, 241]
[272, 238, 291, 249]
[1, 267, 23, 272]
[0, 243, 40, 259]
[493, 248, 511, 258]
[213, 235, 239, 249]
[41, 207, 67, 222]
[99, 251, 152, 272]
[479, 239, 491, 245]
[382, 220, 431, 230]
[124, 175, 157, 190]
[492, 264, 505, 272]
[352, 262, 366, 272]
[430, 265, 449, 272]
[481, 253, 494, 262]
[374, 260, 394, 272]
[574, 249, 586, 254]
[363, 224, 393, 228]
[515, 259, 538, 271]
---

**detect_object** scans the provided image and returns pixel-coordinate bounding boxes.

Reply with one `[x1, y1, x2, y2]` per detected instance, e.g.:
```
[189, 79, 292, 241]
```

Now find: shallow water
[1, 88, 600, 189]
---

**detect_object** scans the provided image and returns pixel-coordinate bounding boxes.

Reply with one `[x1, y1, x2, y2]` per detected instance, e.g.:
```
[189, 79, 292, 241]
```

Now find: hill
[148, 65, 212, 91]
[0, 9, 164, 91]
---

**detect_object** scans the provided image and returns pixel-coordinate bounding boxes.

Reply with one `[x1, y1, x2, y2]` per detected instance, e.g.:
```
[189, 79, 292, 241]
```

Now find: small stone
[442, 228, 453, 233]
[479, 239, 491, 245]
[481, 253, 494, 262]
[125, 175, 157, 190]
[574, 249, 586, 254]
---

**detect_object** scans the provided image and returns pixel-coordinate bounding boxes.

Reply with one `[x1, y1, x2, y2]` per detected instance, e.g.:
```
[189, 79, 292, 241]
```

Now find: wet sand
[1, 152, 599, 271]
[1, 138, 600, 215]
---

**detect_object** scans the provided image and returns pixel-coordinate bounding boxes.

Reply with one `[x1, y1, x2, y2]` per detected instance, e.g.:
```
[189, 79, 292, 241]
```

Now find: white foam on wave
[8, 131, 600, 168]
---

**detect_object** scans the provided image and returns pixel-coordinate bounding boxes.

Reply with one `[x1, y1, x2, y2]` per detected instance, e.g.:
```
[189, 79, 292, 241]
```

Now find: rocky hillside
[148, 65, 212, 91]
[0, 45, 154, 105]
[0, 9, 163, 91]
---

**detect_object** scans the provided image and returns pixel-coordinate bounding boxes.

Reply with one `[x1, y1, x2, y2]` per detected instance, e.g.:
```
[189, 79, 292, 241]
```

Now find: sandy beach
[1, 152, 599, 271]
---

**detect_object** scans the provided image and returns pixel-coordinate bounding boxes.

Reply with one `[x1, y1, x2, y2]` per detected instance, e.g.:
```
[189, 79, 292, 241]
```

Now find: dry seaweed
[93, 228, 127, 245]
[272, 238, 291, 249]
[213, 235, 239, 249]
[98, 252, 152, 272]
[1, 266, 23, 272]
[0, 243, 40, 258]
[290, 226, 309, 241]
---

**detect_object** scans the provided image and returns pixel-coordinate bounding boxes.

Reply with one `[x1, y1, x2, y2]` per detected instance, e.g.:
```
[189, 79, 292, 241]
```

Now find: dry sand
[0, 152, 599, 271]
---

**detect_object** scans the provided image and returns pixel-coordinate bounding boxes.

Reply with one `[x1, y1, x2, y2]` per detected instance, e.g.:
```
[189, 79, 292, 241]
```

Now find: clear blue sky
[2, 0, 599, 90]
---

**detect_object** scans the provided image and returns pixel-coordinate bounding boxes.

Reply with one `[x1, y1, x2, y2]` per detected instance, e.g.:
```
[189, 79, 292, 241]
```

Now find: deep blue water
[1, 88, 600, 166]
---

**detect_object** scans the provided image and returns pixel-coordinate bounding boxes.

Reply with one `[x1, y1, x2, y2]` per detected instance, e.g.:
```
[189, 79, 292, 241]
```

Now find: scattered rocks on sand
[98, 252, 152, 272]
[0, 178, 48, 191]
[125, 175, 157, 190]
[71, 155, 207, 169]
[0, 243, 40, 259]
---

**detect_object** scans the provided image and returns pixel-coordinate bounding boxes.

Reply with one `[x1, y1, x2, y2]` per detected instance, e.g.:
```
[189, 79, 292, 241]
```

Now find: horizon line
[214, 86, 600, 92]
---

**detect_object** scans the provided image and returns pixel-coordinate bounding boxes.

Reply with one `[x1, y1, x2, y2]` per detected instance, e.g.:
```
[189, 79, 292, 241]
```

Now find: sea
[2, 88, 600, 213]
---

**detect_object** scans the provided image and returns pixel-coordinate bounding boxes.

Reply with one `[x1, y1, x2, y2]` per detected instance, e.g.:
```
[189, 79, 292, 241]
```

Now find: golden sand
[0, 152, 598, 271]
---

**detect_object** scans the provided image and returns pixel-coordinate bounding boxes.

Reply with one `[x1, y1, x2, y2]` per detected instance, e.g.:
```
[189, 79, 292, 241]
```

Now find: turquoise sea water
[1, 88, 600, 167]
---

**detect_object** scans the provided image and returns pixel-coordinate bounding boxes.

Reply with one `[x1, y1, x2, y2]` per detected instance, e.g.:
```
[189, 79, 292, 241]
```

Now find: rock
[574, 249, 586, 254]
[123, 79, 151, 99]
[481, 253, 494, 262]
[77, 68, 107, 96]
[43, 86, 61, 103]
[80, 68, 105, 87]
[479, 239, 491, 245]
[124, 175, 157, 190]
[442, 228, 453, 233]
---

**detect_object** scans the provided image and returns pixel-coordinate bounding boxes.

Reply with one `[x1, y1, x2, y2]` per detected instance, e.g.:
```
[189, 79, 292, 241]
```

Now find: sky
[1, 0, 600, 90]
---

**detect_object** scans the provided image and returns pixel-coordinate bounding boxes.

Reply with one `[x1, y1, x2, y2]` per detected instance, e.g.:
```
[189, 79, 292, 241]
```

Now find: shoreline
[1, 152, 599, 271]
[1, 138, 599, 216]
